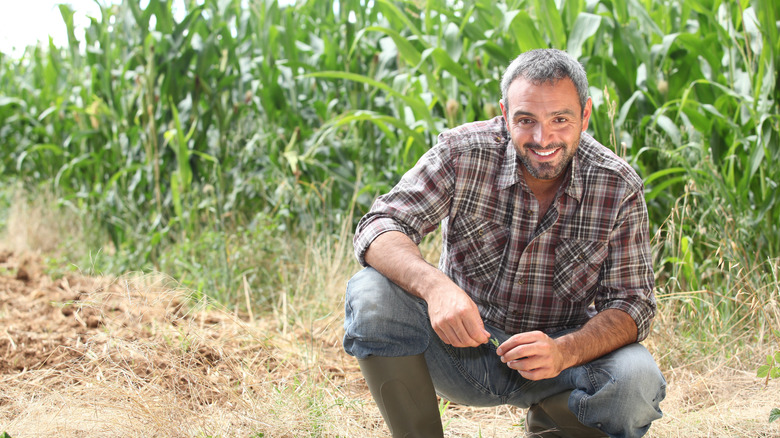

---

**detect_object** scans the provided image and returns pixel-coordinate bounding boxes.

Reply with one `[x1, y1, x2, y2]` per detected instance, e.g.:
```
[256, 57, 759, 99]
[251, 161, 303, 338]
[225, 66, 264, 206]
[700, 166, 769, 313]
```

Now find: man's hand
[364, 231, 490, 348]
[495, 309, 638, 380]
[425, 283, 490, 348]
[496, 331, 567, 380]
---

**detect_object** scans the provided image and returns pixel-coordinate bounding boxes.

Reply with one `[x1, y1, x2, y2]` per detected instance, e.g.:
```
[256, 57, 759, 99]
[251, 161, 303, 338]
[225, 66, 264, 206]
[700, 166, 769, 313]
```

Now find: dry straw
[0, 250, 778, 437]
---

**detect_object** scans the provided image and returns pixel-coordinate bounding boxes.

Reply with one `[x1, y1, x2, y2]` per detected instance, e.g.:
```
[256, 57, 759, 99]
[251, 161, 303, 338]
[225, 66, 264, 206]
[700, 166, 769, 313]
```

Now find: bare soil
[0, 250, 778, 437]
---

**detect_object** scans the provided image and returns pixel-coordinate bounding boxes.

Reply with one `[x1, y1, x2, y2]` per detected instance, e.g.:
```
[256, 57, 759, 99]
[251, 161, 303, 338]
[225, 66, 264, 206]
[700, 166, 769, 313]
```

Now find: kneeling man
[344, 49, 666, 438]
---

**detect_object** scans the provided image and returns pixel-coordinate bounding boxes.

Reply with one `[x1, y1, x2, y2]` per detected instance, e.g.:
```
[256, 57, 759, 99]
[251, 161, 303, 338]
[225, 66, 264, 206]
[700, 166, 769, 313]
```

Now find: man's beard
[517, 138, 578, 180]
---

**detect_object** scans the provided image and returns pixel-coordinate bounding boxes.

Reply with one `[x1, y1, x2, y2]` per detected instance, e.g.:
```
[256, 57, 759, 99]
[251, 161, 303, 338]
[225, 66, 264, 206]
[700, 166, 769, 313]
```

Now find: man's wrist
[553, 334, 582, 371]
[410, 267, 455, 302]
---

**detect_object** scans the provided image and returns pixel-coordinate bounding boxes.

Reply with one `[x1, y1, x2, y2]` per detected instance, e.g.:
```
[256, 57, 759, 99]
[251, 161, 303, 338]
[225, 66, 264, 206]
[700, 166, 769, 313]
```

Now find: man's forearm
[364, 230, 491, 347]
[555, 309, 638, 369]
[363, 231, 452, 301]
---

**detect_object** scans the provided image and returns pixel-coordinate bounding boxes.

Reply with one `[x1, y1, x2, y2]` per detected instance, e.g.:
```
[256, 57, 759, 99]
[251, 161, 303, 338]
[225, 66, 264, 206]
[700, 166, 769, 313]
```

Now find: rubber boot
[358, 354, 445, 438]
[525, 390, 608, 438]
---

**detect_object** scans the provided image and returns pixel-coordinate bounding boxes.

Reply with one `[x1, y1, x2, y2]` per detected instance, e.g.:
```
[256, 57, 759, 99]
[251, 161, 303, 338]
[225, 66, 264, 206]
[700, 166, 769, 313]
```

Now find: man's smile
[514, 139, 574, 181]
[530, 148, 560, 158]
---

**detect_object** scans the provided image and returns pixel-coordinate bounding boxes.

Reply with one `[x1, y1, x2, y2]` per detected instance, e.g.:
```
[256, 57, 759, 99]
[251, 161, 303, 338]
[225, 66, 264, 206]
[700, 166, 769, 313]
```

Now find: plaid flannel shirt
[353, 116, 656, 341]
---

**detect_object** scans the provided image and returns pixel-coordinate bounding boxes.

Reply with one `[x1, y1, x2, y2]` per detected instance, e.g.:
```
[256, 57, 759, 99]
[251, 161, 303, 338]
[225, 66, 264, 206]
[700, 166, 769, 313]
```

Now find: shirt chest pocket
[553, 239, 608, 302]
[448, 215, 509, 285]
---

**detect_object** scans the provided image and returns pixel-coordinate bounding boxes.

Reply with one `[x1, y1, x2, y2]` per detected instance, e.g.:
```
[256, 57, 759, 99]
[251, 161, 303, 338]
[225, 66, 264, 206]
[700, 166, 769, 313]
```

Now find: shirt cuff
[601, 296, 656, 342]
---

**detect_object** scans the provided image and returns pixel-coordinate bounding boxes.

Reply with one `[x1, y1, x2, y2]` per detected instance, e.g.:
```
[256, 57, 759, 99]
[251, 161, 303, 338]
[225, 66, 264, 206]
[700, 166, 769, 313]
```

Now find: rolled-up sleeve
[596, 189, 657, 341]
[353, 139, 456, 266]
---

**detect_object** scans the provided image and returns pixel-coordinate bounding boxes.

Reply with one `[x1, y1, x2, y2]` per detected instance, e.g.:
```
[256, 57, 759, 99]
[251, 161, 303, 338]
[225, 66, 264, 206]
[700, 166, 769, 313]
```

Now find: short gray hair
[500, 49, 589, 115]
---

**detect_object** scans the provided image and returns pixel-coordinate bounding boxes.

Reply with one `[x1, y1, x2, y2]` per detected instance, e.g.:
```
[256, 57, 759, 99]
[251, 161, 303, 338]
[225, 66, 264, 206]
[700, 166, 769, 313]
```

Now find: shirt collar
[496, 126, 518, 190]
[564, 135, 588, 202]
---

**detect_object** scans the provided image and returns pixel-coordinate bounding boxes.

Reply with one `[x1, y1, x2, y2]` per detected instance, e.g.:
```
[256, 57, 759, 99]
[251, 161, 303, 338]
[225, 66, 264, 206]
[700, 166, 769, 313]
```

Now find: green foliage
[0, 0, 777, 337]
[757, 351, 780, 380]
[758, 350, 780, 423]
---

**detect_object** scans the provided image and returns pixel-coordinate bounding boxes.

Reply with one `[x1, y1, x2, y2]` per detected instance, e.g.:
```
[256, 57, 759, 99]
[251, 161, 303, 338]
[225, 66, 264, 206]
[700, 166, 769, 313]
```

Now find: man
[343, 49, 666, 438]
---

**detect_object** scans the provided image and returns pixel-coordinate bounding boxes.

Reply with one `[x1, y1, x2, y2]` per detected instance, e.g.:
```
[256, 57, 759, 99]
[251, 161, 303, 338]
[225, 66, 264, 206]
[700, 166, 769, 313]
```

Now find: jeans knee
[571, 343, 665, 436]
[611, 344, 666, 395]
[346, 268, 404, 320]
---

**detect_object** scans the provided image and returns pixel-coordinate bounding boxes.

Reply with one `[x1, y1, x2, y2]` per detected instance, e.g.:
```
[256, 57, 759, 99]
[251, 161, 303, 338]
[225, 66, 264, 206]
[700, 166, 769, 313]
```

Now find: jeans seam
[578, 364, 616, 425]
[504, 378, 535, 402]
[438, 341, 501, 402]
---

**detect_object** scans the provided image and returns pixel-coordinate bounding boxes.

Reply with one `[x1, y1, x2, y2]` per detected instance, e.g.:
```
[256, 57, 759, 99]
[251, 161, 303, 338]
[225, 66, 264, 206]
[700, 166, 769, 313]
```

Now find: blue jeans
[343, 268, 666, 438]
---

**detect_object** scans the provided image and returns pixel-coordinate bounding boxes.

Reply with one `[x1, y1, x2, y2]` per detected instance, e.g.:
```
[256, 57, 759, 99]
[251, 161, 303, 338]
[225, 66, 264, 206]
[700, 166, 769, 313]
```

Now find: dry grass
[1, 196, 780, 437]
[1, 249, 779, 437]
[0, 263, 368, 437]
[4, 190, 71, 254]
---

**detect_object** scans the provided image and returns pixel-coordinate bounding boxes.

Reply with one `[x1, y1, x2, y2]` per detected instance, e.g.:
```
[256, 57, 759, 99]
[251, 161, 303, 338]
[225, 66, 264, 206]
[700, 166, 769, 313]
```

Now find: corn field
[0, 0, 778, 340]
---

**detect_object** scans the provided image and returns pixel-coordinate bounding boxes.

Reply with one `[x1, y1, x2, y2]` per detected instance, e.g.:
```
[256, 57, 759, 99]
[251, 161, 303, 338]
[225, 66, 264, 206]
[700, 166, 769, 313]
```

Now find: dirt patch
[0, 250, 365, 436]
[0, 253, 185, 376]
[0, 251, 778, 437]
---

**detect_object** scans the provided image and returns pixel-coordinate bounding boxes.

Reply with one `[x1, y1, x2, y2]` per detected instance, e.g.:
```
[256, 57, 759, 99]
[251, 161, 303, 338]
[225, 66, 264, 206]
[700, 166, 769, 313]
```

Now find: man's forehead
[506, 77, 579, 101]
[505, 76, 582, 113]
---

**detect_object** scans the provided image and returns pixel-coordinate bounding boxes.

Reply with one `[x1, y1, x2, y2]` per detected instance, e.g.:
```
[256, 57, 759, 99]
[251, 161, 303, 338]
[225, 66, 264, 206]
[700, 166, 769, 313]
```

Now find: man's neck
[522, 166, 568, 217]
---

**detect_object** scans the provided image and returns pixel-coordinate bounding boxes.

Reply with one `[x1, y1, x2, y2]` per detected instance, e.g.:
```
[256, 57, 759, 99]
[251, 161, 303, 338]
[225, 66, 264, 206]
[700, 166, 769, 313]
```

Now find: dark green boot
[526, 390, 608, 438]
[358, 354, 445, 438]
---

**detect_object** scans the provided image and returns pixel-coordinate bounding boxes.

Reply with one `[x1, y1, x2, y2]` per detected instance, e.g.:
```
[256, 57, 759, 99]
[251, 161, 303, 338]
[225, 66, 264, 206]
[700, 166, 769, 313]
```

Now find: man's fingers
[435, 329, 451, 346]
[448, 321, 476, 348]
[434, 323, 457, 347]
[427, 285, 488, 348]
[517, 367, 554, 381]
[499, 343, 534, 363]
[496, 331, 546, 356]
[435, 320, 485, 348]
[452, 314, 492, 347]
[465, 321, 490, 345]
[434, 322, 466, 347]
[496, 331, 565, 380]
[505, 356, 554, 380]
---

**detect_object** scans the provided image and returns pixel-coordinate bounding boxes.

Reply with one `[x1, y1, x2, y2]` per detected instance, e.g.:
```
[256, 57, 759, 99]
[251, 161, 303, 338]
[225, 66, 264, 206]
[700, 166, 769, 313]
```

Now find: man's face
[500, 77, 592, 182]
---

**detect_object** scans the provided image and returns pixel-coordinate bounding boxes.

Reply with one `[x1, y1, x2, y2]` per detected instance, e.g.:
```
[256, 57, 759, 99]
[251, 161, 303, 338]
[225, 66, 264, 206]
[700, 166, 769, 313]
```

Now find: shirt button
[526, 209, 533, 215]
[516, 277, 524, 285]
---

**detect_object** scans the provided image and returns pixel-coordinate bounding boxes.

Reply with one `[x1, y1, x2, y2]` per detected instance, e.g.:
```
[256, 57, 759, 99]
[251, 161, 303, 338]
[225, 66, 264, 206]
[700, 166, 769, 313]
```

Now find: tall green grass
[0, 0, 778, 347]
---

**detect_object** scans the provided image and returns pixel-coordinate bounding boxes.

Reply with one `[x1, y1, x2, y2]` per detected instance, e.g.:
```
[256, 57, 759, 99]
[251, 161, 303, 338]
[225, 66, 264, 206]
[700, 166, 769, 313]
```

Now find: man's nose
[532, 124, 549, 145]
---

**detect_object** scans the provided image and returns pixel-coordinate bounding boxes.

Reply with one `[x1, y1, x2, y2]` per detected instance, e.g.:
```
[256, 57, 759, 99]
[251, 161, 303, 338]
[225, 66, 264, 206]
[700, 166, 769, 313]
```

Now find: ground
[0, 250, 778, 437]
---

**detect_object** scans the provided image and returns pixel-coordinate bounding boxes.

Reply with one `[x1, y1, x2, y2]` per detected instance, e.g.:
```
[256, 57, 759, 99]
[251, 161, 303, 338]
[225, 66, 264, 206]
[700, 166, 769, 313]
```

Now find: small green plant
[771, 408, 780, 423]
[490, 337, 500, 348]
[757, 350, 780, 423]
[757, 350, 780, 383]
[438, 398, 452, 431]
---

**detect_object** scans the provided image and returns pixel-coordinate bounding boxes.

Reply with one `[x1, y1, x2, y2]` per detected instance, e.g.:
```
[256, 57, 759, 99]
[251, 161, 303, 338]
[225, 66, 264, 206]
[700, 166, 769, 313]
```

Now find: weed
[758, 349, 780, 422]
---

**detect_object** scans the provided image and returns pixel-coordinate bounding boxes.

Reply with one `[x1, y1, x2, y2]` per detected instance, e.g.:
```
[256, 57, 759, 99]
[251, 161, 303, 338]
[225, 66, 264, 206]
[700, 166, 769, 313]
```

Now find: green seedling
[490, 337, 500, 347]
[757, 350, 780, 423]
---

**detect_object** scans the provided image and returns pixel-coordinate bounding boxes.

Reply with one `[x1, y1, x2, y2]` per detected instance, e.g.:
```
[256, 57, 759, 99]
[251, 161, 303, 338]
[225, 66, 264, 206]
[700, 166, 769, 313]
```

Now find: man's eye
[554, 117, 567, 123]
[518, 119, 534, 125]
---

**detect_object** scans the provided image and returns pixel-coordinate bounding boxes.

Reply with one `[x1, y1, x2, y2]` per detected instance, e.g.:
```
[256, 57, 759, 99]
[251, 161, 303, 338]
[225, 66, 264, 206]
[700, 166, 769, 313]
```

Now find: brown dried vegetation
[0, 251, 778, 437]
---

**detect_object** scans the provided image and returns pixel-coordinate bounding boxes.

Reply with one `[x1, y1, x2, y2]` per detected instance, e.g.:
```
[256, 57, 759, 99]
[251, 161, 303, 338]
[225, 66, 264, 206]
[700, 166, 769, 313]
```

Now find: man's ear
[581, 97, 593, 132]
[500, 100, 510, 130]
